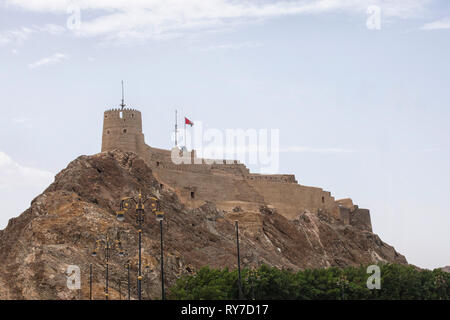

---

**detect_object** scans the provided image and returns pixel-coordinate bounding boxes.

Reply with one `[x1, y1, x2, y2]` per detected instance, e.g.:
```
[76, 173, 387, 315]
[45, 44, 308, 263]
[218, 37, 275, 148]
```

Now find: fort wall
[339, 207, 351, 225]
[336, 198, 355, 211]
[151, 168, 265, 207]
[338, 204, 373, 232]
[349, 207, 373, 232]
[247, 181, 340, 219]
[101, 108, 370, 226]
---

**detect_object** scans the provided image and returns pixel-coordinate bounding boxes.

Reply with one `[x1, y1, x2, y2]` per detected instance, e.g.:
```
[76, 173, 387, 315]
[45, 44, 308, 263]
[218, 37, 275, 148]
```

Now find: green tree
[168, 264, 450, 300]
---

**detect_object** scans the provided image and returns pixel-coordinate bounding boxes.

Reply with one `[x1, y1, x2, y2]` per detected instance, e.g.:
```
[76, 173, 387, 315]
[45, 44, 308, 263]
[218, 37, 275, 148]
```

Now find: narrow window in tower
[123, 129, 127, 134]
[322, 196, 325, 204]
[191, 191, 195, 199]
[156, 161, 160, 167]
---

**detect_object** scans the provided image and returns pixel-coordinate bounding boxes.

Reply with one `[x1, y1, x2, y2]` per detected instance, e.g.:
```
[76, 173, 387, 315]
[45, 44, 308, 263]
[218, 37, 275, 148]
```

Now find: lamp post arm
[119, 197, 138, 213]
[121, 197, 137, 205]
[143, 196, 159, 205]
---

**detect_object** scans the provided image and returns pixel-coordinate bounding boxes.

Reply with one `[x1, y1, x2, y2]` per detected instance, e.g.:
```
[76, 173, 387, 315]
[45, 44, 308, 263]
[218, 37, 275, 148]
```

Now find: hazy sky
[0, 0, 449, 269]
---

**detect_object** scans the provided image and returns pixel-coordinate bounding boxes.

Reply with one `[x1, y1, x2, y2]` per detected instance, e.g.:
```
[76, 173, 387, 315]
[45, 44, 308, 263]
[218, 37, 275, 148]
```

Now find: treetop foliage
[169, 264, 449, 300]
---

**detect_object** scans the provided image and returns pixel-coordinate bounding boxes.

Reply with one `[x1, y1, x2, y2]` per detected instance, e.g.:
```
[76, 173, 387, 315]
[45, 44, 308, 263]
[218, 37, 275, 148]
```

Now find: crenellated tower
[101, 108, 146, 157]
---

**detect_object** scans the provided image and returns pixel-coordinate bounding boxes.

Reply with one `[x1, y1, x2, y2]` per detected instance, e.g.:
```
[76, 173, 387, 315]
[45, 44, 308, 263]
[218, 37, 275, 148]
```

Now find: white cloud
[0, 151, 53, 190]
[421, 17, 450, 30]
[36, 23, 66, 35]
[4, 0, 432, 43]
[0, 27, 34, 46]
[29, 52, 69, 69]
[195, 41, 262, 52]
[0, 24, 65, 46]
[5, 0, 431, 17]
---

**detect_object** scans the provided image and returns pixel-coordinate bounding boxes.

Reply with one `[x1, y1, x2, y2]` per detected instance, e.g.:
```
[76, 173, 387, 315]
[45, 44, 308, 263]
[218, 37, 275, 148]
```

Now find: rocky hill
[0, 150, 406, 299]
[441, 266, 450, 273]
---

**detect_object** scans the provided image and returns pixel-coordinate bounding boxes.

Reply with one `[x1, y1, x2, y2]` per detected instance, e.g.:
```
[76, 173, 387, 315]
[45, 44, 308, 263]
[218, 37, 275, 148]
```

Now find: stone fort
[101, 107, 372, 231]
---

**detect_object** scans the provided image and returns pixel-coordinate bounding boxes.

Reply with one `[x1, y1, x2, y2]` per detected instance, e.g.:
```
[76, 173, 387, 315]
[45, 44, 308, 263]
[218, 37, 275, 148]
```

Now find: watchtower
[101, 108, 146, 156]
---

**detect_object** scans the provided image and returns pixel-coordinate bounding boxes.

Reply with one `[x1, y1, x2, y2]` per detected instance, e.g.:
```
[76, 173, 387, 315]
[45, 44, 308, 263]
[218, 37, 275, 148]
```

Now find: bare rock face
[0, 150, 407, 299]
[441, 266, 450, 273]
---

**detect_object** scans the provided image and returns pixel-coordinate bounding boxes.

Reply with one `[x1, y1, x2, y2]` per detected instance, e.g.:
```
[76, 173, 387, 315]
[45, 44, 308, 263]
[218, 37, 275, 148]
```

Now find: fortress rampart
[101, 108, 372, 230]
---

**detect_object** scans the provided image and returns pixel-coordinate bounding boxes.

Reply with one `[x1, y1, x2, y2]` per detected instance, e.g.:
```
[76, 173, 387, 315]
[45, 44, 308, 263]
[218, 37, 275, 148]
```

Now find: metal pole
[127, 264, 130, 300]
[235, 221, 243, 300]
[105, 241, 109, 300]
[119, 279, 122, 300]
[160, 220, 165, 300]
[138, 227, 142, 301]
[89, 264, 92, 300]
[105, 264, 109, 300]
[120, 80, 126, 109]
[175, 110, 178, 147]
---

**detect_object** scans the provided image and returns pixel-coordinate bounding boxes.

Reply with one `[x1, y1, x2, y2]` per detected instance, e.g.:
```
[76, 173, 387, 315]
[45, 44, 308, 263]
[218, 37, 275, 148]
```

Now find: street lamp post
[117, 191, 161, 301]
[125, 262, 131, 300]
[106, 239, 109, 300]
[118, 279, 122, 300]
[138, 224, 142, 300]
[89, 263, 92, 300]
[91, 229, 125, 300]
[337, 275, 349, 300]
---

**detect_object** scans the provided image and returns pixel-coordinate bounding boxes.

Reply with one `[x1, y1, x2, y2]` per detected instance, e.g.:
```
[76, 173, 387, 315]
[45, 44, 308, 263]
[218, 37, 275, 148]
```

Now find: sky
[0, 0, 449, 270]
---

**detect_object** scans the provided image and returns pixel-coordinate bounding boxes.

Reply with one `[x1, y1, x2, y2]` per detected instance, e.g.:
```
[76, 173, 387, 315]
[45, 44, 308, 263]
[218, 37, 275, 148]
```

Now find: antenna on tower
[120, 80, 126, 110]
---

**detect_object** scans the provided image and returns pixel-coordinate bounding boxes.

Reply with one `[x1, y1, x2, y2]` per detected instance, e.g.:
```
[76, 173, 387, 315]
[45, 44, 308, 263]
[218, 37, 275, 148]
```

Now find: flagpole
[184, 119, 187, 149]
[175, 110, 178, 147]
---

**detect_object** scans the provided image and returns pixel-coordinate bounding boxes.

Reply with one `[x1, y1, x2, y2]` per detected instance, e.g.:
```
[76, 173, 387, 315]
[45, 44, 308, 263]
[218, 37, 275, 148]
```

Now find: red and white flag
[185, 117, 194, 127]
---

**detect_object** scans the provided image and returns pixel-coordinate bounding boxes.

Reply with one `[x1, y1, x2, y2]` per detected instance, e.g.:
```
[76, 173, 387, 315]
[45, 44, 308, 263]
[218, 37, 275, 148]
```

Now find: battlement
[246, 173, 297, 183]
[104, 108, 142, 122]
[146, 146, 250, 175]
[105, 107, 141, 113]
